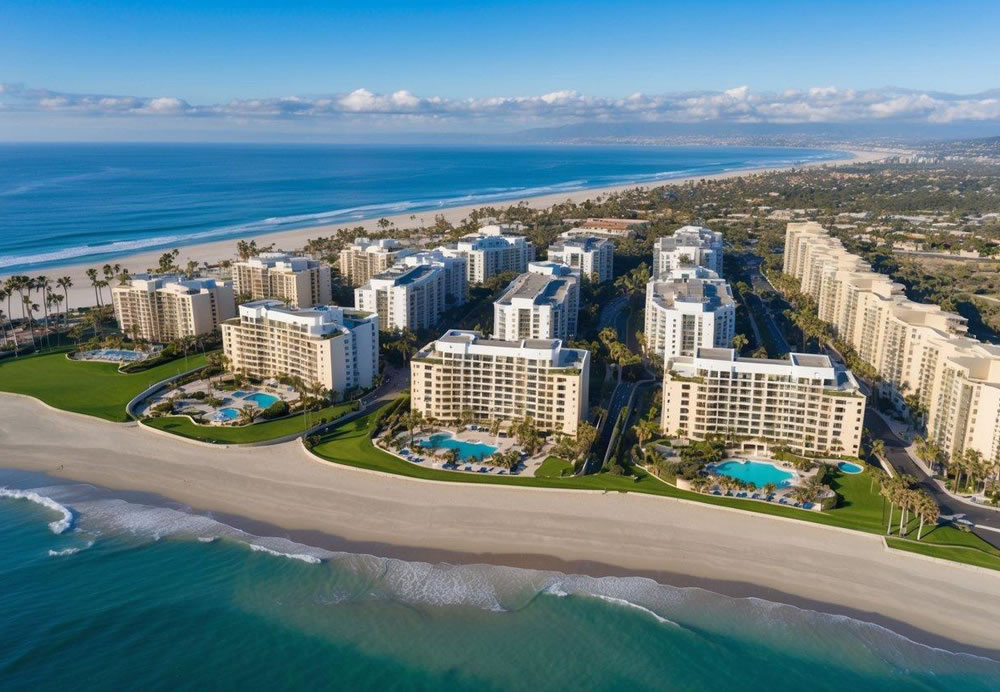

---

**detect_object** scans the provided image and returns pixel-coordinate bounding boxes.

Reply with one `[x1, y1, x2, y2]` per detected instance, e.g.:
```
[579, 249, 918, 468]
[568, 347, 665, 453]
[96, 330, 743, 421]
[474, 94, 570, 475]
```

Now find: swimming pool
[244, 393, 280, 408]
[77, 348, 148, 363]
[418, 433, 498, 461]
[712, 459, 795, 488]
[213, 408, 239, 421]
[838, 461, 864, 474]
[232, 390, 251, 398]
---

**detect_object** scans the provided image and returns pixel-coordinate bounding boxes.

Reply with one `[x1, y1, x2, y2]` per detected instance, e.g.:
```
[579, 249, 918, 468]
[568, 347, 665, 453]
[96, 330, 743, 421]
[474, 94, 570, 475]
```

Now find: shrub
[152, 401, 174, 414]
[189, 391, 208, 400]
[259, 400, 290, 420]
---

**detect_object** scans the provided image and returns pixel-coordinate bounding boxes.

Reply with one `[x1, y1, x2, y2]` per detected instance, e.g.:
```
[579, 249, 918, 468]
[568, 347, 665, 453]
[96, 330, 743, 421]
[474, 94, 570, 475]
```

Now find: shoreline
[1, 148, 885, 310]
[2, 393, 998, 659]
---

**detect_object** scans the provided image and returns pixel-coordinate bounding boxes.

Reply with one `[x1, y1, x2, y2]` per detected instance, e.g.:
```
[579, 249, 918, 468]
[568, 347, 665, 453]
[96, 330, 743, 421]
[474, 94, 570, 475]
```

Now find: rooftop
[495, 273, 571, 307]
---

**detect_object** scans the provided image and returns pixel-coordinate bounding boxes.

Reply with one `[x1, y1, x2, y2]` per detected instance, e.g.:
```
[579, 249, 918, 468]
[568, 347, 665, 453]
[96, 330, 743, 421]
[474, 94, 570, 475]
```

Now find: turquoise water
[232, 390, 251, 398]
[839, 462, 864, 474]
[419, 432, 498, 461]
[0, 143, 844, 273]
[713, 460, 795, 488]
[1, 471, 999, 690]
[245, 393, 280, 408]
[215, 407, 239, 421]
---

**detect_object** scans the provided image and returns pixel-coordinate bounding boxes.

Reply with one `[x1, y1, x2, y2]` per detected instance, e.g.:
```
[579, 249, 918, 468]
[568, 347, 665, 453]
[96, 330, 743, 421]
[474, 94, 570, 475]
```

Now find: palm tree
[915, 492, 939, 540]
[57, 276, 73, 328]
[763, 481, 777, 498]
[870, 439, 885, 461]
[237, 404, 258, 426]
[632, 418, 659, 450]
[731, 333, 748, 352]
[21, 296, 38, 348]
[35, 276, 52, 347]
[0, 306, 8, 350]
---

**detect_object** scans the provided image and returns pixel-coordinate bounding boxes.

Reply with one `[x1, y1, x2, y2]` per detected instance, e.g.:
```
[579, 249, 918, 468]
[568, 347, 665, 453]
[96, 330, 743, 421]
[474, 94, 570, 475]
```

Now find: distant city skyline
[2, 0, 1000, 139]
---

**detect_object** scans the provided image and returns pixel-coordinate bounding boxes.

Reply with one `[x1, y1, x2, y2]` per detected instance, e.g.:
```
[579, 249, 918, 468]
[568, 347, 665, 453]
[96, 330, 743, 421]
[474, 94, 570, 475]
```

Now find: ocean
[2, 469, 998, 691]
[0, 143, 843, 273]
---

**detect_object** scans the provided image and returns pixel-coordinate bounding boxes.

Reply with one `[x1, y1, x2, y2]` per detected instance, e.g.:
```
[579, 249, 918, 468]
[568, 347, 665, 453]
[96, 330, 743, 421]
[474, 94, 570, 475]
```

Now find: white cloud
[2, 82, 999, 126]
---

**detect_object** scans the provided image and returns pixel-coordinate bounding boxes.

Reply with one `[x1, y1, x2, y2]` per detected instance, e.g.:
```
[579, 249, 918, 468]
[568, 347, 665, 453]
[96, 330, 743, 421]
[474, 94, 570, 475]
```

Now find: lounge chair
[778, 498, 788, 505]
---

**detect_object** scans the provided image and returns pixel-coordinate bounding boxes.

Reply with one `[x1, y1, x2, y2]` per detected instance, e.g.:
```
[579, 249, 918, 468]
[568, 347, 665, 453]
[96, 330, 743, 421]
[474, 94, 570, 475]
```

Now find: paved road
[864, 409, 1000, 548]
[747, 259, 792, 355]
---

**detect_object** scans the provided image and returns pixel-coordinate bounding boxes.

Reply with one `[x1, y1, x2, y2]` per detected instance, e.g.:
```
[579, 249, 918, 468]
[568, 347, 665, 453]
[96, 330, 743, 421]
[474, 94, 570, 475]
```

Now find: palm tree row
[878, 473, 939, 540]
[2, 274, 75, 354]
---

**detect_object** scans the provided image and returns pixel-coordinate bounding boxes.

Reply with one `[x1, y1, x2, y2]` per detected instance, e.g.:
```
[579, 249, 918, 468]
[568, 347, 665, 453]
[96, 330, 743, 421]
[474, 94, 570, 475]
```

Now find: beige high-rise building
[338, 238, 413, 287]
[562, 218, 648, 239]
[221, 301, 378, 394]
[410, 330, 590, 436]
[232, 253, 331, 308]
[546, 235, 614, 283]
[441, 224, 535, 283]
[783, 222, 1000, 463]
[662, 348, 866, 456]
[111, 274, 236, 343]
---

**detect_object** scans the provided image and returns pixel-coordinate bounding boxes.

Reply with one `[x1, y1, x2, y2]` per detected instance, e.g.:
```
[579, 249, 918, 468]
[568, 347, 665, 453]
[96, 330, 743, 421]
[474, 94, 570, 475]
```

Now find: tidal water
[1, 469, 998, 691]
[0, 143, 843, 273]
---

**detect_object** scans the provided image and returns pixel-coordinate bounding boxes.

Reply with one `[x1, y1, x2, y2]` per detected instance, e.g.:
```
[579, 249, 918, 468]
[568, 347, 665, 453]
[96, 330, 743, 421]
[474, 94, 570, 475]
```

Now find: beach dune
[1, 393, 997, 657]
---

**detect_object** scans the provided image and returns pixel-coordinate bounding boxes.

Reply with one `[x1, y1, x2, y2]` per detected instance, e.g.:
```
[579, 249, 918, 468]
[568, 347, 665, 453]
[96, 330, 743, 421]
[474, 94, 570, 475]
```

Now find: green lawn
[310, 403, 1000, 571]
[144, 403, 356, 444]
[535, 456, 574, 478]
[0, 350, 208, 422]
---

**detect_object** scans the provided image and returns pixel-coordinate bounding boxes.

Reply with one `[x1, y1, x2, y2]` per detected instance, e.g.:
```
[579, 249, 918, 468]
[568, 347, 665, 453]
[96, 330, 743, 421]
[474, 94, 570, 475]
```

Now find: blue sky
[2, 0, 999, 139]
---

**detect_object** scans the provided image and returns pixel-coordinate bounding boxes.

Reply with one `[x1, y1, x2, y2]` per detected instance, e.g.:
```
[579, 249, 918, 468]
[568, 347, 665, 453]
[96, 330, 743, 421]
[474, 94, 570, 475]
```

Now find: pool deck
[379, 426, 552, 477]
[138, 377, 301, 424]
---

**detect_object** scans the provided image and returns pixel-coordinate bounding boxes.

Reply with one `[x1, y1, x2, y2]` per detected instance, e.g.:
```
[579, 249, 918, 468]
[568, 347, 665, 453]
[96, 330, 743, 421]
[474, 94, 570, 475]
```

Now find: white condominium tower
[784, 222, 1000, 464]
[493, 269, 579, 342]
[398, 248, 468, 306]
[232, 253, 332, 308]
[111, 274, 236, 343]
[662, 348, 866, 457]
[443, 224, 535, 283]
[338, 238, 412, 287]
[221, 301, 378, 394]
[410, 330, 590, 436]
[644, 278, 735, 359]
[654, 226, 724, 278]
[354, 263, 447, 332]
[527, 261, 581, 334]
[546, 235, 614, 283]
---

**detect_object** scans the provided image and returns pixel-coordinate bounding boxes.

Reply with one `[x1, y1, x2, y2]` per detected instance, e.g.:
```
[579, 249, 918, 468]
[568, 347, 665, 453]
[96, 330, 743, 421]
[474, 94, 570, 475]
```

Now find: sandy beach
[2, 149, 886, 311]
[2, 393, 997, 658]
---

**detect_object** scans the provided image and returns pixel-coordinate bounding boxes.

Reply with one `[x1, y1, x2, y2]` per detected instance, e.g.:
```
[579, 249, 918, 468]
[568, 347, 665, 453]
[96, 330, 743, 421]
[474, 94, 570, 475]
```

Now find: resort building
[654, 226, 724, 278]
[398, 248, 468, 306]
[563, 218, 648, 239]
[443, 224, 535, 283]
[492, 269, 579, 342]
[644, 278, 735, 359]
[783, 222, 1000, 464]
[232, 253, 332, 308]
[546, 235, 614, 283]
[662, 348, 866, 457]
[410, 330, 590, 436]
[354, 263, 447, 332]
[527, 261, 581, 334]
[338, 238, 413, 287]
[221, 300, 378, 394]
[111, 274, 236, 343]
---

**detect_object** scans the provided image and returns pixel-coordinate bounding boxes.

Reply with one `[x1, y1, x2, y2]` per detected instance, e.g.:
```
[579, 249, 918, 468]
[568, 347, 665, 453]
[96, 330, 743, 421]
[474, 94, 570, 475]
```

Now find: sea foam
[0, 487, 74, 534]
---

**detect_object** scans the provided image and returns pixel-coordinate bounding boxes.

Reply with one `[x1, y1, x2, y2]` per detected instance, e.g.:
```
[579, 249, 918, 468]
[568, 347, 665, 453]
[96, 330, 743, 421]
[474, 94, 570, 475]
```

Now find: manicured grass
[886, 537, 1000, 571]
[144, 403, 356, 444]
[535, 456, 574, 478]
[310, 403, 1000, 571]
[0, 349, 209, 422]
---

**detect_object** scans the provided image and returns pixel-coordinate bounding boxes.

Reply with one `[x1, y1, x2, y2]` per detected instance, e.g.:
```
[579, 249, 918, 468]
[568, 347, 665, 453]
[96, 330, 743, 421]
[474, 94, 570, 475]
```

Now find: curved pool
[214, 408, 239, 421]
[418, 433, 498, 461]
[244, 393, 280, 408]
[838, 461, 864, 474]
[712, 460, 795, 488]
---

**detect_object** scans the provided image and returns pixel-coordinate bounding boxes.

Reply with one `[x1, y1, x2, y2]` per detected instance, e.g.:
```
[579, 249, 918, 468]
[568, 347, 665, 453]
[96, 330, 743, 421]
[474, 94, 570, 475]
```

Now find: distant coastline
[0, 146, 882, 311]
